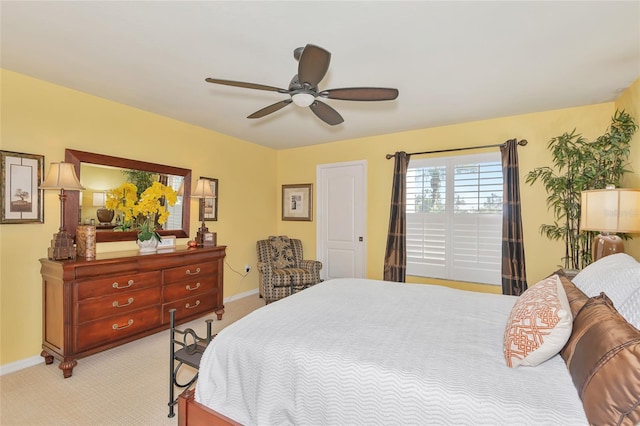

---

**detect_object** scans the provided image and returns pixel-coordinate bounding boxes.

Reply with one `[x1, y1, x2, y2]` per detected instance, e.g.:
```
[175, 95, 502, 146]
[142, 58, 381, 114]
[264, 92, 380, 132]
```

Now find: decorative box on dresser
[39, 245, 226, 378]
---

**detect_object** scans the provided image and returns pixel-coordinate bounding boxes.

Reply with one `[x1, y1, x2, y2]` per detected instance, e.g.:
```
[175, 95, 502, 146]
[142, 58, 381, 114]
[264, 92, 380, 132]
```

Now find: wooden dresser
[39, 245, 226, 378]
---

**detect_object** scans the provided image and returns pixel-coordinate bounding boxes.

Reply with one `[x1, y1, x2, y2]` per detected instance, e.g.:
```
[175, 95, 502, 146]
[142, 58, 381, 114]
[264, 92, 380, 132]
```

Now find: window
[164, 175, 183, 230]
[406, 152, 503, 285]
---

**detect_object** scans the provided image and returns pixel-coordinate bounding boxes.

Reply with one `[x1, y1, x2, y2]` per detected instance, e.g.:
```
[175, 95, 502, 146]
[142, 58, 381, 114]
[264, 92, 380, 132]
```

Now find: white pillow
[573, 253, 640, 329]
[618, 286, 640, 330]
[503, 274, 573, 368]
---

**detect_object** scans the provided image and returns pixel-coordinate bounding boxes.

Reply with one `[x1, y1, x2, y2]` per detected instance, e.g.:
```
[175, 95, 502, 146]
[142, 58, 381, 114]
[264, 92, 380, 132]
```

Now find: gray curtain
[384, 151, 410, 282]
[500, 139, 528, 295]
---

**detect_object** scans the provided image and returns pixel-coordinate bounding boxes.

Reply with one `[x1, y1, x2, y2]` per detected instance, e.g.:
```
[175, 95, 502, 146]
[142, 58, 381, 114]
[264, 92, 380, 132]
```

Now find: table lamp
[580, 187, 640, 261]
[40, 162, 85, 260]
[191, 178, 216, 247]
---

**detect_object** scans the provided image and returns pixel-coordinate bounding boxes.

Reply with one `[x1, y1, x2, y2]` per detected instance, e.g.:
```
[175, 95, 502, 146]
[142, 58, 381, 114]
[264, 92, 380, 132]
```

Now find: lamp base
[48, 231, 77, 261]
[196, 223, 209, 247]
[593, 233, 624, 262]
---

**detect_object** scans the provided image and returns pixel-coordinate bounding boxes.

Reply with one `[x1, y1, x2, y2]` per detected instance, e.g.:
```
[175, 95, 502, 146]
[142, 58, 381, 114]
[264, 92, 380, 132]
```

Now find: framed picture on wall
[0, 150, 45, 224]
[198, 177, 218, 221]
[282, 183, 312, 221]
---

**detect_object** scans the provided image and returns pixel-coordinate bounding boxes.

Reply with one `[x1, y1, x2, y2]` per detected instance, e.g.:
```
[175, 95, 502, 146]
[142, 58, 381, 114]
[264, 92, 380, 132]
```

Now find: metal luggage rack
[168, 308, 216, 418]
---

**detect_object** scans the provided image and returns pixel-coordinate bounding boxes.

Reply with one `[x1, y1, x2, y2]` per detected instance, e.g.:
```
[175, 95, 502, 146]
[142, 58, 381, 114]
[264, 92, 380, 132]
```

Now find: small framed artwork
[1, 150, 45, 224]
[198, 177, 218, 222]
[157, 235, 176, 249]
[282, 184, 313, 221]
[202, 231, 217, 247]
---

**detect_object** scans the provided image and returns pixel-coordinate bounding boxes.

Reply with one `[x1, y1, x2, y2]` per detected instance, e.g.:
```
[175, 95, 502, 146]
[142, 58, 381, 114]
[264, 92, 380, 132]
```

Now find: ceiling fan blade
[320, 87, 399, 101]
[247, 99, 292, 119]
[297, 44, 331, 87]
[205, 78, 288, 93]
[309, 100, 344, 126]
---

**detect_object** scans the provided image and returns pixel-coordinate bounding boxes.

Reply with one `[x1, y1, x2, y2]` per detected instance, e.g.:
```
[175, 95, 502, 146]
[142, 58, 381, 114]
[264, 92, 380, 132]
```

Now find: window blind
[406, 152, 503, 284]
[164, 175, 184, 230]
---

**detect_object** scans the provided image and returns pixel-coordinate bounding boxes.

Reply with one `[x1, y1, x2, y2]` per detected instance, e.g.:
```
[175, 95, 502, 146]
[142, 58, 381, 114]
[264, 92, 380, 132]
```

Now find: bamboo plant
[526, 110, 638, 271]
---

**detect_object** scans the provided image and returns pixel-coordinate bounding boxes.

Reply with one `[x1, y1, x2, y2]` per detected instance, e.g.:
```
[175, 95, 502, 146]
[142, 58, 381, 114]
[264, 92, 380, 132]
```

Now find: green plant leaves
[526, 110, 638, 269]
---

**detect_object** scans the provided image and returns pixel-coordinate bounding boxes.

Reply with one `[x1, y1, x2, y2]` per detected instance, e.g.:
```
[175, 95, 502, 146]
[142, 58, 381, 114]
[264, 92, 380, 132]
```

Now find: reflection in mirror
[65, 149, 191, 243]
[79, 164, 184, 231]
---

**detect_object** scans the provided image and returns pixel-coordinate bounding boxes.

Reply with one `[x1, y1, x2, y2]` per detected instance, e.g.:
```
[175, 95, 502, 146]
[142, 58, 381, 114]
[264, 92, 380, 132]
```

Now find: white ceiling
[2, 1, 639, 150]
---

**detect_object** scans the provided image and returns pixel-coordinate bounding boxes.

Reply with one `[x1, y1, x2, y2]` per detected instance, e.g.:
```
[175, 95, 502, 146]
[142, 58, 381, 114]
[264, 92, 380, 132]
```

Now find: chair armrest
[257, 261, 273, 274]
[299, 259, 322, 273]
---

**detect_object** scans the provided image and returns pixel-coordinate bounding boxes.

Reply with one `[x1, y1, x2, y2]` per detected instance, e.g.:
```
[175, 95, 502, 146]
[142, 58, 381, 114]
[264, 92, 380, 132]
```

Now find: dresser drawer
[162, 293, 215, 324]
[74, 260, 137, 280]
[163, 276, 215, 302]
[77, 271, 161, 300]
[76, 306, 162, 353]
[77, 287, 162, 324]
[164, 262, 216, 285]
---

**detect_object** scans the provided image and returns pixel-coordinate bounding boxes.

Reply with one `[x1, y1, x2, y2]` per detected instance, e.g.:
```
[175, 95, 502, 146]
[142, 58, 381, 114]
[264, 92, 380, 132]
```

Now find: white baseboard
[1, 290, 260, 376]
[224, 287, 259, 303]
[0, 355, 42, 376]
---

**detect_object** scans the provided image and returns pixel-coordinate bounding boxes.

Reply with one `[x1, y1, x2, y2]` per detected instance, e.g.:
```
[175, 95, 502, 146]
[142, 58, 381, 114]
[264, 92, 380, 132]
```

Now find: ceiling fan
[205, 44, 399, 126]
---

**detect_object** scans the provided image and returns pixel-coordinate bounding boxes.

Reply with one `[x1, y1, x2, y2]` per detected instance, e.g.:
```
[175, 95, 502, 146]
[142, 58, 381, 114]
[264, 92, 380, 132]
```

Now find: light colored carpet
[0, 294, 265, 426]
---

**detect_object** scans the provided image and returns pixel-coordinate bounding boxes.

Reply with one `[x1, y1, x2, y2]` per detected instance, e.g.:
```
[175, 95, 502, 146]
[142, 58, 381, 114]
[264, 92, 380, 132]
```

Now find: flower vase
[137, 236, 158, 253]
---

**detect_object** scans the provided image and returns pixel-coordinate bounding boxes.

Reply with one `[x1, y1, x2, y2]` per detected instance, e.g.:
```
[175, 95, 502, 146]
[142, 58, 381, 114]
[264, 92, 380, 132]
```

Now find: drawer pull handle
[186, 267, 201, 275]
[112, 319, 134, 330]
[113, 297, 134, 308]
[185, 300, 201, 309]
[186, 282, 201, 291]
[113, 280, 134, 290]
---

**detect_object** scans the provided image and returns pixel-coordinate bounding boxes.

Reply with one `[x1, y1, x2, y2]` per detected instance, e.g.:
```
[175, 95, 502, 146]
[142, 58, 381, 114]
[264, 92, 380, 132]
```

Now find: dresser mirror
[65, 149, 191, 243]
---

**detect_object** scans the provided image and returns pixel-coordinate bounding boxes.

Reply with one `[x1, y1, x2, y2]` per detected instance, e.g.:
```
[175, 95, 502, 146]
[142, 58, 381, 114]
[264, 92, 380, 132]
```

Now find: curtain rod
[385, 139, 528, 159]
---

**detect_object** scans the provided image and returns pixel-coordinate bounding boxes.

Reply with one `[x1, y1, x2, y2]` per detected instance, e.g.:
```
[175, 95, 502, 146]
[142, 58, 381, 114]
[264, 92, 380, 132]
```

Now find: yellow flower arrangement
[106, 181, 178, 241]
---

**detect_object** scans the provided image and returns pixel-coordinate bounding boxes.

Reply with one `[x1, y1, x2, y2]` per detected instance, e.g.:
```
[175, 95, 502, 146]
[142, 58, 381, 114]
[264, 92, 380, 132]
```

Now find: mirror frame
[65, 149, 191, 243]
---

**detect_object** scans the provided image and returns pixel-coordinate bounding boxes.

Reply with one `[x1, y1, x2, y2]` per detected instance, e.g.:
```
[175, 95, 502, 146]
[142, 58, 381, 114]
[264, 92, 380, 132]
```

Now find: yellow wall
[1, 67, 638, 367]
[0, 69, 277, 365]
[80, 165, 126, 224]
[615, 77, 640, 259]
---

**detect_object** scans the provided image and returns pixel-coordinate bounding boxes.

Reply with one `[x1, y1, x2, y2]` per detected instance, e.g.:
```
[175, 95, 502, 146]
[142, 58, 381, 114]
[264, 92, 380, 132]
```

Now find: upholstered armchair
[256, 236, 323, 303]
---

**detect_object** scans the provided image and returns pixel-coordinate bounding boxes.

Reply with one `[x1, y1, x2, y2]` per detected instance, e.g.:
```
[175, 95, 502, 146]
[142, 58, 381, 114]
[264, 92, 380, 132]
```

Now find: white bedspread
[196, 278, 588, 425]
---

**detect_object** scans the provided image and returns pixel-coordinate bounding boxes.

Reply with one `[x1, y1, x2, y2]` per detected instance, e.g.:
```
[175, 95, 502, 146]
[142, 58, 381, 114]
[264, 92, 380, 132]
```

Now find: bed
[179, 254, 640, 426]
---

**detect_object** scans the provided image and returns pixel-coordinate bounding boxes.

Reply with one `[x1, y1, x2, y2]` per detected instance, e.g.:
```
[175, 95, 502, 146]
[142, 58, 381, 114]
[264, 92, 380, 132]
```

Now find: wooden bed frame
[178, 388, 241, 426]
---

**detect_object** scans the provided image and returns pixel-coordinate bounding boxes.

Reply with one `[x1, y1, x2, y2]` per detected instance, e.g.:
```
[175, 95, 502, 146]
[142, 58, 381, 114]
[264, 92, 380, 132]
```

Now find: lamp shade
[581, 188, 640, 233]
[191, 179, 215, 199]
[40, 162, 84, 191]
[92, 192, 106, 207]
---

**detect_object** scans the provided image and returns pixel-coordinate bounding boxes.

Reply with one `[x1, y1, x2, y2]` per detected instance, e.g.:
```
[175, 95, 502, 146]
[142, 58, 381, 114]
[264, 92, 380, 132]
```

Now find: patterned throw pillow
[268, 236, 295, 269]
[503, 274, 573, 368]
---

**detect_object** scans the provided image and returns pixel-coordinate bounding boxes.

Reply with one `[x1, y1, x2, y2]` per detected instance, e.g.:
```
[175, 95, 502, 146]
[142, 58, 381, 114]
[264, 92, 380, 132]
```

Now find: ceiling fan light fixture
[205, 44, 398, 125]
[291, 93, 315, 107]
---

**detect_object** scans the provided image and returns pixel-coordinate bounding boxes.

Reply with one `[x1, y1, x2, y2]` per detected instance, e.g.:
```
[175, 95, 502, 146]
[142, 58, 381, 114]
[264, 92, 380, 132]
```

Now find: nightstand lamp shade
[92, 192, 114, 225]
[581, 187, 640, 261]
[191, 179, 216, 246]
[191, 179, 216, 199]
[40, 162, 85, 260]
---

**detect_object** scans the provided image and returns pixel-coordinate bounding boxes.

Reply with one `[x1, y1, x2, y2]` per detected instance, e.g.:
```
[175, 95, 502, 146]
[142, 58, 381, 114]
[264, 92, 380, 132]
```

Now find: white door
[316, 161, 366, 279]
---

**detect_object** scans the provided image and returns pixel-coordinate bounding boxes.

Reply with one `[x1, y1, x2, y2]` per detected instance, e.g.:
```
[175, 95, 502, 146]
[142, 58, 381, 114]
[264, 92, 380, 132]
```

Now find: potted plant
[122, 169, 156, 198]
[106, 181, 178, 252]
[526, 110, 638, 271]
